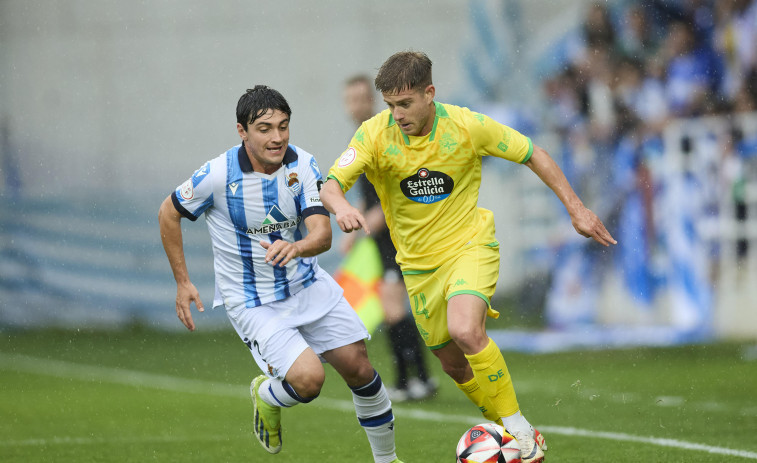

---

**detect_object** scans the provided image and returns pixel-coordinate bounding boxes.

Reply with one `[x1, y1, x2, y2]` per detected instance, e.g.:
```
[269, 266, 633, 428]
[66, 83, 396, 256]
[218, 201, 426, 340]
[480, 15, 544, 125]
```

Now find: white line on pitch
[2, 352, 757, 460]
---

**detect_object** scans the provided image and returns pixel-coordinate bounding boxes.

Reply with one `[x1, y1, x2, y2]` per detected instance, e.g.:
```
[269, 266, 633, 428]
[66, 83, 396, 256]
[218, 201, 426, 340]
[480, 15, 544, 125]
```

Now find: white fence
[664, 113, 757, 339]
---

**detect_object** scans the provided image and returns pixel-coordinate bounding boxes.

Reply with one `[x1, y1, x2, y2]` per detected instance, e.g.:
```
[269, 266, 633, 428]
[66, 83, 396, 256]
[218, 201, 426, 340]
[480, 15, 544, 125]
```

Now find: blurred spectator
[660, 20, 720, 117]
[714, 0, 757, 101]
[617, 4, 660, 62]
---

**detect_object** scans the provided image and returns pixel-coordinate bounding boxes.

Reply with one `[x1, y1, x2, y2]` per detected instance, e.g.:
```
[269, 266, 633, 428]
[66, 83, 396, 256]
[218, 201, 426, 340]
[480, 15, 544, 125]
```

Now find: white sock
[351, 371, 397, 463]
[258, 377, 314, 408]
[501, 410, 532, 436]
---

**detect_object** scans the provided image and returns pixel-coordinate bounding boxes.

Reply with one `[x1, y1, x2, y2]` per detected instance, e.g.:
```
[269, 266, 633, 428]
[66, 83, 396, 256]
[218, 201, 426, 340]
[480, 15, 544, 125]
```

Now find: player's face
[237, 109, 290, 174]
[344, 81, 375, 126]
[382, 85, 435, 137]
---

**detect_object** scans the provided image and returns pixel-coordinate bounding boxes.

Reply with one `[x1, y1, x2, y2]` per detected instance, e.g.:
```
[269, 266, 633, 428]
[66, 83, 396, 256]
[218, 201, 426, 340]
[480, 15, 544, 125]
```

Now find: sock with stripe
[350, 371, 398, 463]
[258, 377, 316, 408]
[455, 377, 501, 423]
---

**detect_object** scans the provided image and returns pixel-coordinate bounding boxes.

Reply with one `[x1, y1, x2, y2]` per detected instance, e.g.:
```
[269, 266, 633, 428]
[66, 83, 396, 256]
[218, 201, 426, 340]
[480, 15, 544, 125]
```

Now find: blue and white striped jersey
[171, 143, 329, 310]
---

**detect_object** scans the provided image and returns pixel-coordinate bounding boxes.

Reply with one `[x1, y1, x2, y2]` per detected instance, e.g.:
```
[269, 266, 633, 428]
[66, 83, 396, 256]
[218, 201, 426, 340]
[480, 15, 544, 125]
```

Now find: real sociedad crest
[286, 172, 301, 194]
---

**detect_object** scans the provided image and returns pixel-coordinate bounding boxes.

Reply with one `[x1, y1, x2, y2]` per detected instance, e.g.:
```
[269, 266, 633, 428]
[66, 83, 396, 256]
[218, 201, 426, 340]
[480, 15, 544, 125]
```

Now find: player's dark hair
[374, 51, 433, 94]
[236, 85, 291, 129]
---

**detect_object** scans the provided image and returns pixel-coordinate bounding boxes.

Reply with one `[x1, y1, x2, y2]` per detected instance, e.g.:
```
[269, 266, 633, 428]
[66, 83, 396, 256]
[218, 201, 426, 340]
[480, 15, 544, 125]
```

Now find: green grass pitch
[1, 327, 756, 462]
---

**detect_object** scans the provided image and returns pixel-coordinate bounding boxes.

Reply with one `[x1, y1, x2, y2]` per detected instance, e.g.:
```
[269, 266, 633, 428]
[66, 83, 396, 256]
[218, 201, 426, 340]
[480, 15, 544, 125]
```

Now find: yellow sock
[454, 377, 500, 423]
[465, 338, 519, 417]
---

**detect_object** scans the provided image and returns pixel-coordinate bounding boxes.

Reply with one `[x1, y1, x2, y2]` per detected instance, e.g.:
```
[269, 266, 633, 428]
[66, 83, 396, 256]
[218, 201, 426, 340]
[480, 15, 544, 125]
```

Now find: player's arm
[525, 144, 617, 247]
[260, 210, 331, 267]
[320, 178, 371, 234]
[158, 195, 204, 331]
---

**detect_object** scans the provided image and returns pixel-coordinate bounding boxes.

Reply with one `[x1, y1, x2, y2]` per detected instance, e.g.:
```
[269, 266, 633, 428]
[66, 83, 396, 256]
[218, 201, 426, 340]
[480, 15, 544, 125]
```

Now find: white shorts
[226, 267, 369, 379]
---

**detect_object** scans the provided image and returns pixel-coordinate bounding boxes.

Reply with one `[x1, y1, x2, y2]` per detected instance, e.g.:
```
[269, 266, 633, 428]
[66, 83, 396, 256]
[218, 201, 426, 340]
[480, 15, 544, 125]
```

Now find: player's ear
[424, 84, 435, 103]
[237, 123, 247, 141]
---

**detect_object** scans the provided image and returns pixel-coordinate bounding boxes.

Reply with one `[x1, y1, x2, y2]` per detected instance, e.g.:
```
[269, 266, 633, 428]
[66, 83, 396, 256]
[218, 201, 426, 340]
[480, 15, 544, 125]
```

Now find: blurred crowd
[545, 0, 756, 139]
[534, 0, 757, 329]
[542, 0, 757, 265]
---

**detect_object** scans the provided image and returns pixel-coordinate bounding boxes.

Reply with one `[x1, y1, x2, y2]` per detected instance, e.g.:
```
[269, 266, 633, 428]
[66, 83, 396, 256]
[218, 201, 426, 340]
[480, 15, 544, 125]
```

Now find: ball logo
[338, 147, 357, 167]
[400, 168, 454, 204]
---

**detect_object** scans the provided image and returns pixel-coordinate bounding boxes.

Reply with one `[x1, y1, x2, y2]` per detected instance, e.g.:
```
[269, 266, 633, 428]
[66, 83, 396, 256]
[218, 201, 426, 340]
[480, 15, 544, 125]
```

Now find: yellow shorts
[402, 242, 500, 349]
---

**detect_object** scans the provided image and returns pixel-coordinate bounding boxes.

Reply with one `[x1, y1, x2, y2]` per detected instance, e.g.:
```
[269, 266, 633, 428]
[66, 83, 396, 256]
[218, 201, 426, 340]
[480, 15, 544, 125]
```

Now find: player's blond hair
[374, 51, 433, 94]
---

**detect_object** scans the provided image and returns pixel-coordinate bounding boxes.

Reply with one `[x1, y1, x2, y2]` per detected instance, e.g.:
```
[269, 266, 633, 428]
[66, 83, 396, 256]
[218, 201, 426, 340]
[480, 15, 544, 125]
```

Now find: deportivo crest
[400, 168, 454, 204]
[247, 205, 300, 235]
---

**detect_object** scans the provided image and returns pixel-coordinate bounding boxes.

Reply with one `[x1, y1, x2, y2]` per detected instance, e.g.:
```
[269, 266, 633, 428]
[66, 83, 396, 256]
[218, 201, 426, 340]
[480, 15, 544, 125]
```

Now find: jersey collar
[388, 101, 447, 145]
[237, 143, 298, 173]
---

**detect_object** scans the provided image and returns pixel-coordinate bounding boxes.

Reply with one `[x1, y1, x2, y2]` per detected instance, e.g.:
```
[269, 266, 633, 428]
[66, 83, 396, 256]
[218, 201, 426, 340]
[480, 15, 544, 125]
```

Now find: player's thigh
[447, 294, 489, 354]
[226, 303, 308, 380]
[379, 272, 408, 324]
[444, 243, 500, 311]
[297, 279, 370, 356]
[403, 244, 501, 350]
[403, 270, 449, 349]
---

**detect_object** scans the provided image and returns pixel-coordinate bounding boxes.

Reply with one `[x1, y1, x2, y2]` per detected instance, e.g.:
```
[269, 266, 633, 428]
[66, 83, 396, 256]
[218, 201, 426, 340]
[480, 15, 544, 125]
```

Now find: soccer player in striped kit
[158, 85, 403, 463]
[321, 51, 616, 463]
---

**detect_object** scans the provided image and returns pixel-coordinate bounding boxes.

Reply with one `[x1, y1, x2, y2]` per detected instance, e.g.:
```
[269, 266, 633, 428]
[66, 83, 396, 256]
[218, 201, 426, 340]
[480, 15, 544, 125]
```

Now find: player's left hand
[571, 206, 617, 246]
[260, 239, 301, 267]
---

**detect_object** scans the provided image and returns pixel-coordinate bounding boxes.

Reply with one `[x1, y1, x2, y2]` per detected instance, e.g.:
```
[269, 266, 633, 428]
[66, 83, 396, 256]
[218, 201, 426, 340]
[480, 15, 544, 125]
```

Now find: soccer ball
[455, 423, 521, 463]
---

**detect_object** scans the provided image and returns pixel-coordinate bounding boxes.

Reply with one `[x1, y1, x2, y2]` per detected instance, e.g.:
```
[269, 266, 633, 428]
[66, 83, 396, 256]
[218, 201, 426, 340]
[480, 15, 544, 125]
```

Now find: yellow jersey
[328, 101, 533, 271]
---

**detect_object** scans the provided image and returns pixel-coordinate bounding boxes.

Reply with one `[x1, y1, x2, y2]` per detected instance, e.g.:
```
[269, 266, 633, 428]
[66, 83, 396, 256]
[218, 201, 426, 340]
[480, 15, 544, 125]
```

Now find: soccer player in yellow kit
[320, 51, 616, 463]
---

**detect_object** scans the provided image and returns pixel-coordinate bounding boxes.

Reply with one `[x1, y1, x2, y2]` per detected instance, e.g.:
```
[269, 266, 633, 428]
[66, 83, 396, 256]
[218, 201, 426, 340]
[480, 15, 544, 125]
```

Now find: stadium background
[1, 0, 756, 348]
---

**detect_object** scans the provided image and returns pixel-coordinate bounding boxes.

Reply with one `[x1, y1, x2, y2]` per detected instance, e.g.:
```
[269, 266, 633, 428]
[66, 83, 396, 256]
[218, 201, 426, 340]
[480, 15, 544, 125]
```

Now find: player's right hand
[176, 281, 204, 331]
[335, 206, 371, 235]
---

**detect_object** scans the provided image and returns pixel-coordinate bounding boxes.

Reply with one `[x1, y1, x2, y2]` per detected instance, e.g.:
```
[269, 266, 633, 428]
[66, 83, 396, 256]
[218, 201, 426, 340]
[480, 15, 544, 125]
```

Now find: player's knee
[288, 368, 326, 399]
[448, 324, 487, 353]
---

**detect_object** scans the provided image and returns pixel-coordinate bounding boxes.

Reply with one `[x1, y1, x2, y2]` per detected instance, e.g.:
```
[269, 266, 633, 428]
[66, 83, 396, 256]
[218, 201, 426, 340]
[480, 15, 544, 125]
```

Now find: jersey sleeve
[327, 123, 376, 193]
[300, 153, 329, 219]
[467, 109, 533, 164]
[170, 160, 215, 221]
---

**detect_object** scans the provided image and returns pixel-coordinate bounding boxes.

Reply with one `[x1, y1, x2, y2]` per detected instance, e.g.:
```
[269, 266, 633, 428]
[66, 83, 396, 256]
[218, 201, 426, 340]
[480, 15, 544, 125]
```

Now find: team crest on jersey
[179, 179, 194, 200]
[247, 205, 301, 235]
[400, 168, 454, 204]
[286, 172, 301, 194]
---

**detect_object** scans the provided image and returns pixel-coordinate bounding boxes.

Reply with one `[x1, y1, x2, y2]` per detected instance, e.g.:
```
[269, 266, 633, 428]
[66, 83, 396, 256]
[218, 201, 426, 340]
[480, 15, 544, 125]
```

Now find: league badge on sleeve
[179, 179, 194, 200]
[338, 147, 357, 168]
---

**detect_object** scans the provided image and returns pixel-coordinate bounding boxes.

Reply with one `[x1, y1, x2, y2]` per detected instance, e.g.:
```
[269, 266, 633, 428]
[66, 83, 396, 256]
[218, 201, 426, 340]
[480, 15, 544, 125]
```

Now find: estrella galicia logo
[400, 168, 454, 204]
